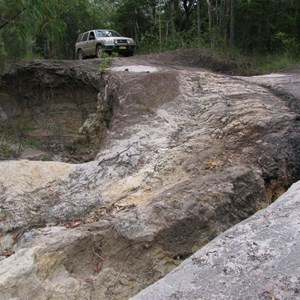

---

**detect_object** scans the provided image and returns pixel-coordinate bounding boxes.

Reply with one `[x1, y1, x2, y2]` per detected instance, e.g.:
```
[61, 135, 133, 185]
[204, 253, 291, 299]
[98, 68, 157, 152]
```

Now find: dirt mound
[137, 49, 239, 74]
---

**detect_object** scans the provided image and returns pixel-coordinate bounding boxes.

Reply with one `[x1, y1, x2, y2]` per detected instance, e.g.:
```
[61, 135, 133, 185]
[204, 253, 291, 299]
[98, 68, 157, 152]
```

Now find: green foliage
[0, 40, 6, 75]
[40, 154, 52, 161]
[140, 26, 204, 54]
[252, 53, 300, 75]
[23, 137, 42, 149]
[140, 32, 158, 53]
[0, 141, 16, 159]
[95, 51, 118, 71]
[52, 125, 64, 139]
[0, 92, 10, 105]
[99, 55, 112, 70]
[110, 52, 119, 58]
[112, 0, 153, 40]
[235, 0, 300, 54]
[0, 0, 114, 59]
[0, 0, 299, 64]
[14, 111, 34, 135]
[216, 45, 300, 75]
[273, 32, 300, 59]
[0, 124, 17, 159]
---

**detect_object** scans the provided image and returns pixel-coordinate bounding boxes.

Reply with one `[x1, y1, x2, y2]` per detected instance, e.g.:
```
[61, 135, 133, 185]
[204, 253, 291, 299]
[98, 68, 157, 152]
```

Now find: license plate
[119, 46, 127, 49]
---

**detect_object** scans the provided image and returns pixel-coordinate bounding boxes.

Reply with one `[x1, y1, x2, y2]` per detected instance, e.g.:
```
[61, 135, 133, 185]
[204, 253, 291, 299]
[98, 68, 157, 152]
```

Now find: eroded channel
[0, 59, 300, 299]
[0, 60, 118, 162]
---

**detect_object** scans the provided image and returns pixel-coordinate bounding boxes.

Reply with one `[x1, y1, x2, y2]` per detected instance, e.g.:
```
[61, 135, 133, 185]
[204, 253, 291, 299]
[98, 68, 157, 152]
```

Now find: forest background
[0, 0, 300, 73]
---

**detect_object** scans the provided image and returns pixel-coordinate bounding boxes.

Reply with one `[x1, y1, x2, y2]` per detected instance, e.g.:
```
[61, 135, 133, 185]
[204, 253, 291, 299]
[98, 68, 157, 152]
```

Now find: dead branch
[98, 141, 137, 166]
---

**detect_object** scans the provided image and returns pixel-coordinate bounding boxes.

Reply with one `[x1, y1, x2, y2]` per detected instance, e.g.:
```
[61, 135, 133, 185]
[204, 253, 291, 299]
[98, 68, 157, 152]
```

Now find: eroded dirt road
[0, 51, 299, 299]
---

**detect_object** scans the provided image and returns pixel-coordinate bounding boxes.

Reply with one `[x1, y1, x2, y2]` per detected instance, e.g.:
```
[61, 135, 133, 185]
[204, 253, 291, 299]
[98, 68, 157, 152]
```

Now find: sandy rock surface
[132, 180, 300, 300]
[0, 160, 75, 194]
[0, 55, 299, 299]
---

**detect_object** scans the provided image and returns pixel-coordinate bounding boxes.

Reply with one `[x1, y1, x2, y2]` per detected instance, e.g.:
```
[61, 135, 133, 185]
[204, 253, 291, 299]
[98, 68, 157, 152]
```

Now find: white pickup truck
[75, 29, 136, 59]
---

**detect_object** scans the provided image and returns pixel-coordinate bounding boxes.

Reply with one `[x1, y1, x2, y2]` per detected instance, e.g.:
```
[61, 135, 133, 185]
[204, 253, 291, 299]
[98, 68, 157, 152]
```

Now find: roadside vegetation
[0, 0, 300, 75]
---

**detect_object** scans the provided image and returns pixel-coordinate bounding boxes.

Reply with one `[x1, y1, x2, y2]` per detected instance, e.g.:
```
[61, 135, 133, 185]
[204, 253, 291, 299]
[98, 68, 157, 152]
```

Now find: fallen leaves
[108, 203, 136, 213]
[64, 220, 82, 229]
[58, 201, 137, 228]
[93, 259, 104, 273]
[260, 291, 276, 300]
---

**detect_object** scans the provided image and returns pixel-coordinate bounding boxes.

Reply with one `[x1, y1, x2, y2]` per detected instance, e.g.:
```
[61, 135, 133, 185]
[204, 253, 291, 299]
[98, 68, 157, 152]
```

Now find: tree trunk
[0, 10, 22, 31]
[229, 0, 236, 47]
[158, 0, 162, 52]
[197, 0, 201, 42]
[206, 0, 212, 46]
[25, 37, 33, 57]
[169, 0, 175, 35]
[215, 0, 219, 29]
[180, 0, 196, 31]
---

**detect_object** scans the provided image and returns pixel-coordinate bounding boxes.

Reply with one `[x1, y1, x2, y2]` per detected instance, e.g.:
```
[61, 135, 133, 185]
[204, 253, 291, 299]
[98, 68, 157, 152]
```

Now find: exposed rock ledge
[132, 180, 300, 300]
[0, 59, 300, 299]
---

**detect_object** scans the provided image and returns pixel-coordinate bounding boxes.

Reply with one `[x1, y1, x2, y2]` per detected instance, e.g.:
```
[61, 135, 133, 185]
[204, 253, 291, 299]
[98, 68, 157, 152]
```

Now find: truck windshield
[96, 30, 122, 37]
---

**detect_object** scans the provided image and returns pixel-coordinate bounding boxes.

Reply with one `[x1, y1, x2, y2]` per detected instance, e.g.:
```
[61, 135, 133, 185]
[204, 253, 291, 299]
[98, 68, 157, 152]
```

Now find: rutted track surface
[0, 53, 300, 299]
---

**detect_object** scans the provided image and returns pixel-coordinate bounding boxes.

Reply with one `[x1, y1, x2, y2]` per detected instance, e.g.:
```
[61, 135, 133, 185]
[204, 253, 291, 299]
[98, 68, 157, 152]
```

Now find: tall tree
[229, 0, 235, 47]
[196, 0, 201, 41]
[180, 0, 197, 30]
[0, 0, 114, 59]
[206, 0, 212, 44]
[1, 0, 300, 59]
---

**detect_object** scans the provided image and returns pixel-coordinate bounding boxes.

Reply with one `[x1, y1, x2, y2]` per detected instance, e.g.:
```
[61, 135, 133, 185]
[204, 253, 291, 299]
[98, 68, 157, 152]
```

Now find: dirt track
[0, 50, 300, 299]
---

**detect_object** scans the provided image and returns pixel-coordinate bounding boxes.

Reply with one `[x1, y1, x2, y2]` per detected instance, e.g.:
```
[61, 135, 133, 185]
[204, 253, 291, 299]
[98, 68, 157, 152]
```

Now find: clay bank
[0, 53, 300, 299]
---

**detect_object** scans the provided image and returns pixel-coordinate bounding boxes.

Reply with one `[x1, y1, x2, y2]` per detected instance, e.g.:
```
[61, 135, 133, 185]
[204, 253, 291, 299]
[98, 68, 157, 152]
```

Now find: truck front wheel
[96, 46, 103, 58]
